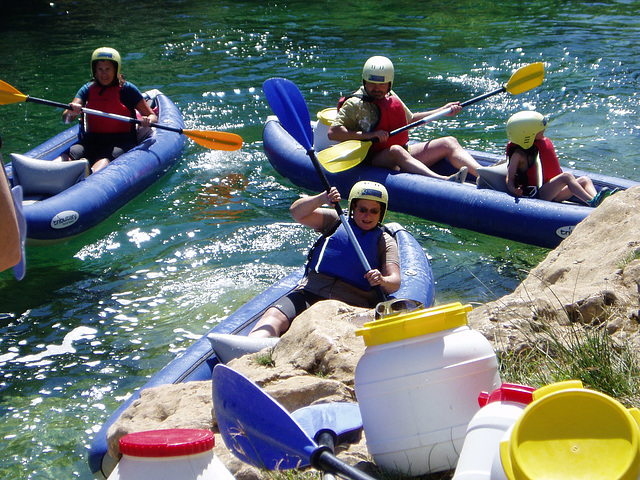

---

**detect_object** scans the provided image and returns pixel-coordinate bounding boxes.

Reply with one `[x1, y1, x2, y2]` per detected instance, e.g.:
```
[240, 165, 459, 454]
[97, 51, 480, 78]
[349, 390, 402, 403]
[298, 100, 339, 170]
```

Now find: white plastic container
[354, 303, 501, 475]
[313, 107, 339, 151]
[107, 429, 235, 480]
[452, 383, 535, 480]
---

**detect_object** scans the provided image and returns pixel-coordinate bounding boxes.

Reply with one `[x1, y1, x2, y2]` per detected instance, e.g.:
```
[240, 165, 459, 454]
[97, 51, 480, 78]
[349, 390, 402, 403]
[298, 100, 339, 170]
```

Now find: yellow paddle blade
[317, 139, 373, 173]
[0, 80, 28, 105]
[505, 62, 545, 95]
[183, 130, 243, 151]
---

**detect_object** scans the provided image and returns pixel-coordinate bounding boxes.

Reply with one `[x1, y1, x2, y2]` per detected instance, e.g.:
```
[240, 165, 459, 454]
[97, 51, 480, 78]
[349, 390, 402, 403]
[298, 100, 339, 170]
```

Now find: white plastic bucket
[107, 429, 235, 480]
[452, 383, 535, 480]
[313, 108, 339, 151]
[354, 303, 501, 475]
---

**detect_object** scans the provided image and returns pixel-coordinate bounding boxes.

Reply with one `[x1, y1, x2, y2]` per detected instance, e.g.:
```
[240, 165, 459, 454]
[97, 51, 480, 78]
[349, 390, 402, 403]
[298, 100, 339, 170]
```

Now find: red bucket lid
[119, 429, 215, 457]
[478, 383, 535, 407]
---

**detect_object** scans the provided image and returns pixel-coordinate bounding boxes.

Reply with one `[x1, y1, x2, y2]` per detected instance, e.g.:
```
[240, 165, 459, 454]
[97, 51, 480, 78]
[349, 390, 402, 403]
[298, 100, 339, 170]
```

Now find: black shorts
[69, 132, 136, 165]
[270, 289, 324, 322]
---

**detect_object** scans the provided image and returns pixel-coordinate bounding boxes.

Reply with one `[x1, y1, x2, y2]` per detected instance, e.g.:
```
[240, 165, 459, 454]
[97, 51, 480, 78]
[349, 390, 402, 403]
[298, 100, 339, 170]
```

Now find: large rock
[468, 186, 640, 351]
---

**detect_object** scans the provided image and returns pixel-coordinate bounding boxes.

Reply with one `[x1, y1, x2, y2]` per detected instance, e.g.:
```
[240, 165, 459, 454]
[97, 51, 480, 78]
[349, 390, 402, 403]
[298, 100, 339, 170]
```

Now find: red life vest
[369, 95, 410, 154]
[507, 137, 563, 188]
[534, 137, 562, 183]
[85, 83, 133, 134]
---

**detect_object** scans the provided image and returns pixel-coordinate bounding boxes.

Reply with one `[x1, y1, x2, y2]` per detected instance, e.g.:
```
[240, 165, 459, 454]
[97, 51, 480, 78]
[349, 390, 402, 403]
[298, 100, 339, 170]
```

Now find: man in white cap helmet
[328, 56, 480, 183]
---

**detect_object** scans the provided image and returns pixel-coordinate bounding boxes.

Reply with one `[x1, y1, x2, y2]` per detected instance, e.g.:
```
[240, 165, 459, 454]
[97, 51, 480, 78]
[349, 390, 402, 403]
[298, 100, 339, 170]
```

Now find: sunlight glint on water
[1, 0, 639, 477]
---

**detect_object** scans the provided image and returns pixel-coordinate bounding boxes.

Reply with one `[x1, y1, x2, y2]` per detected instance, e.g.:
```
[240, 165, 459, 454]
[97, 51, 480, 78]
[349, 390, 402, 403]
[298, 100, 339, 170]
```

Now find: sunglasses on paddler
[374, 298, 424, 320]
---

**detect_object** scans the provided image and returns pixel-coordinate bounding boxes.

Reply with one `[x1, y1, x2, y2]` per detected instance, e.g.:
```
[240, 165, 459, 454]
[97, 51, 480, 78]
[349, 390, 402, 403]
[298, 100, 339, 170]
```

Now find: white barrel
[354, 303, 501, 476]
[107, 429, 235, 480]
[452, 383, 535, 480]
[313, 108, 339, 151]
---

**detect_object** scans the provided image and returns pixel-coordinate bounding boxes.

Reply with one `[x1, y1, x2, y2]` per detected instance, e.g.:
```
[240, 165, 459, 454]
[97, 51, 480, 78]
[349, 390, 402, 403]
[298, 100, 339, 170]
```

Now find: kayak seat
[136, 90, 161, 143]
[476, 162, 509, 193]
[10, 153, 89, 201]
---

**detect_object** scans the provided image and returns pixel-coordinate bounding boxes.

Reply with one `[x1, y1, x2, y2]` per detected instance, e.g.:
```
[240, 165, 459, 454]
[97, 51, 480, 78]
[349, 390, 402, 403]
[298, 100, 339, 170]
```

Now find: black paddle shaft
[316, 431, 338, 480]
[312, 448, 378, 480]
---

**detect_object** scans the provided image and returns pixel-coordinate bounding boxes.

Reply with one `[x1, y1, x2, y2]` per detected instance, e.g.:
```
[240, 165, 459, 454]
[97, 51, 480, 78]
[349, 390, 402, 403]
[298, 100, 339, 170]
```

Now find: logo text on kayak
[51, 210, 79, 229]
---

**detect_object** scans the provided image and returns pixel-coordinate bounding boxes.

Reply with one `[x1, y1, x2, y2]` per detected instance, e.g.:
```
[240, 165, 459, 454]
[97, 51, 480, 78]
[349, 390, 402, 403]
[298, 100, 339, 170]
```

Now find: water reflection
[197, 172, 249, 221]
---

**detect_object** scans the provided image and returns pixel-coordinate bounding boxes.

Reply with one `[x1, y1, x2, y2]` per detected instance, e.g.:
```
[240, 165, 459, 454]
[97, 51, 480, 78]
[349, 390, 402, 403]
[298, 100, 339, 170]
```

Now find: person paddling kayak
[249, 181, 401, 338]
[57, 47, 157, 173]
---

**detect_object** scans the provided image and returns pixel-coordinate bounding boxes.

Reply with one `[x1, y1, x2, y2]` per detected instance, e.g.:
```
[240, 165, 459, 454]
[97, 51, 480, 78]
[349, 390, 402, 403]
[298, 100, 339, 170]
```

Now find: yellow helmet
[348, 181, 389, 223]
[91, 47, 122, 80]
[362, 56, 394, 88]
[506, 111, 548, 149]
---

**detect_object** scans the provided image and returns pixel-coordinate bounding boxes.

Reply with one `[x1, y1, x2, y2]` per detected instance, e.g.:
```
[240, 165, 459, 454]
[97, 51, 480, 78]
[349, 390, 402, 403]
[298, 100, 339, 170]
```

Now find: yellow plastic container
[496, 380, 640, 480]
[355, 302, 501, 475]
[313, 108, 339, 151]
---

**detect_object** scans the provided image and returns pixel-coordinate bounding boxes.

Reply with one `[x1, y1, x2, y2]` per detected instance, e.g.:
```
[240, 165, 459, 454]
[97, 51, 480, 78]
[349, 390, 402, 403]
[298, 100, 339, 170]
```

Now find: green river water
[0, 0, 639, 478]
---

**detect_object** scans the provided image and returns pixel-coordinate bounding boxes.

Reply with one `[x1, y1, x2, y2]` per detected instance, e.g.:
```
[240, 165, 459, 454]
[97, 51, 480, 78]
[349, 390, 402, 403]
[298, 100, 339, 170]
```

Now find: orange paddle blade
[0, 80, 28, 105]
[183, 130, 243, 151]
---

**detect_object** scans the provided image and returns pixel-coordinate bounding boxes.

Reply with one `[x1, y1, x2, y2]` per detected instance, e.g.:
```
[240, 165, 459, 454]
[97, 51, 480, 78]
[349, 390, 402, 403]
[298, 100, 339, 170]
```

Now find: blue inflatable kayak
[87, 222, 435, 479]
[4, 90, 185, 245]
[263, 116, 638, 249]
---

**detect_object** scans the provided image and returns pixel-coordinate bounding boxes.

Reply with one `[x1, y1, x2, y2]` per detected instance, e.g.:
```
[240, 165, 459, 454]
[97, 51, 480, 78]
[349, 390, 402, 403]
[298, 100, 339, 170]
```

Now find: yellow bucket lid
[317, 108, 338, 126]
[355, 302, 472, 347]
[500, 380, 640, 480]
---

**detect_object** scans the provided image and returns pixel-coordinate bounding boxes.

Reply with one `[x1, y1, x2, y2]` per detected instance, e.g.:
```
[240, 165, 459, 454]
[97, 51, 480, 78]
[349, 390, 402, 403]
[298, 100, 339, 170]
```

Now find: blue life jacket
[307, 218, 382, 291]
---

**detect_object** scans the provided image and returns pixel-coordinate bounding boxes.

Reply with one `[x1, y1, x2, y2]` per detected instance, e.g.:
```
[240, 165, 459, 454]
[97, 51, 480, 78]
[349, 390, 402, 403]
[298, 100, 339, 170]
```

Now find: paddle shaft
[316, 431, 337, 480]
[308, 148, 387, 301]
[388, 85, 506, 137]
[262, 77, 386, 301]
[24, 95, 185, 135]
[313, 449, 378, 480]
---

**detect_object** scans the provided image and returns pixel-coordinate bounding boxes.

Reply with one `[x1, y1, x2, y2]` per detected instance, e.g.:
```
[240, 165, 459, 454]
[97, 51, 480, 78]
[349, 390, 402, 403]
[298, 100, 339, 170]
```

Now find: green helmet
[506, 111, 548, 149]
[348, 181, 389, 223]
[362, 56, 394, 88]
[91, 47, 122, 80]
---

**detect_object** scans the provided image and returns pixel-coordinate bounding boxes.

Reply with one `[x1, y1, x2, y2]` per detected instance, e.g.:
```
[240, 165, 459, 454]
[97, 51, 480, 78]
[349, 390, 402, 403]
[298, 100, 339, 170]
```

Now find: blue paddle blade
[212, 364, 317, 470]
[263, 78, 314, 151]
[291, 403, 363, 446]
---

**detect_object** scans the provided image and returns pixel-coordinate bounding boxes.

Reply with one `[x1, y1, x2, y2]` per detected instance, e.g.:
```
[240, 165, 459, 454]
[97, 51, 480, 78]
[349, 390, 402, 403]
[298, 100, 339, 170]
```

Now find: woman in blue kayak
[249, 181, 401, 338]
[59, 47, 157, 173]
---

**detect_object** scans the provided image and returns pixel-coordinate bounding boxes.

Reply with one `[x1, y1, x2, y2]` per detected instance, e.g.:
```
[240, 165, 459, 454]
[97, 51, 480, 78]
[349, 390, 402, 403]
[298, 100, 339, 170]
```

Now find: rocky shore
[105, 186, 640, 479]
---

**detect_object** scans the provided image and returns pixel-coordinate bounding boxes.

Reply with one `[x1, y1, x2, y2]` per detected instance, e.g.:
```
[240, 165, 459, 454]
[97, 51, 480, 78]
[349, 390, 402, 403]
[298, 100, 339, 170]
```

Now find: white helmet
[362, 56, 394, 88]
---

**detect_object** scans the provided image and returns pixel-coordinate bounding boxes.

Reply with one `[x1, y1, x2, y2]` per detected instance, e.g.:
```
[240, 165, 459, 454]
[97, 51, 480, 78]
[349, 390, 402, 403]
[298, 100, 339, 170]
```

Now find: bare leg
[91, 158, 110, 173]
[371, 144, 449, 179]
[51, 152, 71, 162]
[577, 176, 597, 197]
[249, 307, 291, 338]
[410, 136, 481, 178]
[539, 173, 593, 204]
